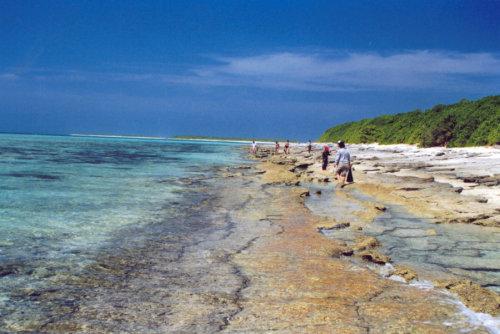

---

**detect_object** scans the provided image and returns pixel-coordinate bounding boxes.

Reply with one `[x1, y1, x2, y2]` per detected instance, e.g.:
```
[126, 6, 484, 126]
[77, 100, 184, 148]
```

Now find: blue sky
[1, 0, 499, 140]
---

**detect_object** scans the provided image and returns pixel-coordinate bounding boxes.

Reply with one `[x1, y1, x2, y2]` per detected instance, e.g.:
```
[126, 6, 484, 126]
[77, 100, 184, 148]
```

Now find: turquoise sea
[0, 134, 245, 330]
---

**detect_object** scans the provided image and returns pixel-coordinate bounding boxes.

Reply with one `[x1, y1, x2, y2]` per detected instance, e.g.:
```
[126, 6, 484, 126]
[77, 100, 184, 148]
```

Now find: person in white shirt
[334, 140, 351, 188]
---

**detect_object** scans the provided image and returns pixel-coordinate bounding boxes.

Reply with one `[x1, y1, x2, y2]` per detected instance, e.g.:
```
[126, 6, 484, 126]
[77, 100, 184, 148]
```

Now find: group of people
[273, 140, 292, 155]
[251, 140, 292, 155]
[251, 139, 353, 188]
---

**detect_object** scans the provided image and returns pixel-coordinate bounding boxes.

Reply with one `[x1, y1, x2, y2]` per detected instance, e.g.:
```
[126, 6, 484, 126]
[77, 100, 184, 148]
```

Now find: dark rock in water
[4, 172, 61, 180]
[476, 197, 488, 203]
[459, 175, 500, 186]
[421, 176, 435, 182]
[435, 152, 445, 156]
[340, 247, 354, 256]
[289, 162, 313, 173]
[399, 187, 421, 191]
[334, 222, 350, 229]
[447, 213, 491, 224]
[453, 187, 464, 193]
[315, 190, 322, 195]
[0, 264, 21, 277]
[299, 190, 310, 197]
[286, 180, 301, 186]
[384, 168, 400, 173]
[374, 205, 386, 211]
[319, 222, 350, 231]
[358, 250, 391, 264]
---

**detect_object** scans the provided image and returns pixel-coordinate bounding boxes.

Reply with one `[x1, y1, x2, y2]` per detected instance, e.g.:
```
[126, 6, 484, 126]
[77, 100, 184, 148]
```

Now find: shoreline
[237, 143, 499, 329]
[2, 137, 498, 332]
[218, 154, 499, 332]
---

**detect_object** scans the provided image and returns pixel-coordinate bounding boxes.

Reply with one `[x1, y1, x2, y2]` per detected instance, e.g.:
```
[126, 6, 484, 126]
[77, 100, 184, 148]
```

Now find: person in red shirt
[321, 144, 330, 170]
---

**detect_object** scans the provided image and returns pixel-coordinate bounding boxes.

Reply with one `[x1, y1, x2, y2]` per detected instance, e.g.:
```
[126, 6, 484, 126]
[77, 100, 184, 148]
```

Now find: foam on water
[410, 280, 500, 334]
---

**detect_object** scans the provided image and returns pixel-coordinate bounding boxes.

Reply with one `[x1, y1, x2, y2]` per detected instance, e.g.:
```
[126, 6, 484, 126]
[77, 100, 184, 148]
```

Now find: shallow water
[0, 134, 245, 331]
[305, 184, 500, 292]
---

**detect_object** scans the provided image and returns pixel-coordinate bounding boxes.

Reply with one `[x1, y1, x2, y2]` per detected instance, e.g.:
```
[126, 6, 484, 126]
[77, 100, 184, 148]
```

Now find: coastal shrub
[319, 95, 500, 147]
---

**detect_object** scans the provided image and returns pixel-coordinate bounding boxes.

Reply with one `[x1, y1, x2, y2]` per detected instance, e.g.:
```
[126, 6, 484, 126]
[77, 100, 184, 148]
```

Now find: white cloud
[176, 50, 500, 92]
[1, 50, 499, 92]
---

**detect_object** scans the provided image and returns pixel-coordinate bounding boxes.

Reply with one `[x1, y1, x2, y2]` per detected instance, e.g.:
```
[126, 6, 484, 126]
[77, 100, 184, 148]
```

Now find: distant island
[71, 134, 167, 140]
[173, 135, 288, 142]
[320, 95, 500, 147]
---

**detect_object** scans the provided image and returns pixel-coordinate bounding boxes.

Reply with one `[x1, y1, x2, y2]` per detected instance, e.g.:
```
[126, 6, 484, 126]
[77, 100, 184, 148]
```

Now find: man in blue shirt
[334, 140, 351, 188]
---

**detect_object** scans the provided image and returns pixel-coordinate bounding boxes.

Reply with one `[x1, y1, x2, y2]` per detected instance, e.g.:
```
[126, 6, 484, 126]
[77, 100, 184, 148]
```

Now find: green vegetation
[319, 95, 500, 147]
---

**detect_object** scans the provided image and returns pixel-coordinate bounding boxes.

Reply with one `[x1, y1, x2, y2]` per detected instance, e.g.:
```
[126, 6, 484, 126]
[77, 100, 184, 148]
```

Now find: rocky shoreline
[234, 143, 499, 331]
[3, 144, 498, 333]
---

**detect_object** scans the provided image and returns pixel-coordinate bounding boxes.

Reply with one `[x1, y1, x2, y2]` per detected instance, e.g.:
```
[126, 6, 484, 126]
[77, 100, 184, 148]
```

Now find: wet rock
[353, 236, 380, 251]
[476, 197, 488, 203]
[0, 264, 21, 277]
[398, 187, 421, 191]
[453, 187, 463, 193]
[374, 205, 386, 211]
[420, 176, 435, 182]
[315, 218, 350, 230]
[461, 175, 489, 183]
[447, 213, 491, 225]
[328, 244, 355, 258]
[315, 190, 322, 195]
[434, 279, 500, 315]
[384, 168, 400, 173]
[392, 266, 418, 282]
[299, 190, 310, 197]
[435, 152, 445, 156]
[289, 162, 313, 173]
[358, 250, 391, 264]
[318, 222, 350, 230]
[340, 246, 354, 256]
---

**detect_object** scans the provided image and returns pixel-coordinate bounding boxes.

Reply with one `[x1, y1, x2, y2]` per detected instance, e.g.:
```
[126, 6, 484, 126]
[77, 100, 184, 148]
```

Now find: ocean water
[0, 134, 245, 330]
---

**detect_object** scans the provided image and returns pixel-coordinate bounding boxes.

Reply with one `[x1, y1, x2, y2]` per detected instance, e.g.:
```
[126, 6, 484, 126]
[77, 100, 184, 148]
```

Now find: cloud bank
[178, 50, 500, 92]
[1, 50, 500, 93]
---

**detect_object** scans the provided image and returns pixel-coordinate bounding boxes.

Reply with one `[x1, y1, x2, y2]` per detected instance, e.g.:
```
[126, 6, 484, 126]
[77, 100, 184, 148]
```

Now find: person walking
[275, 141, 280, 154]
[334, 140, 351, 188]
[321, 144, 330, 170]
[307, 140, 312, 154]
[284, 140, 290, 155]
[251, 140, 257, 155]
